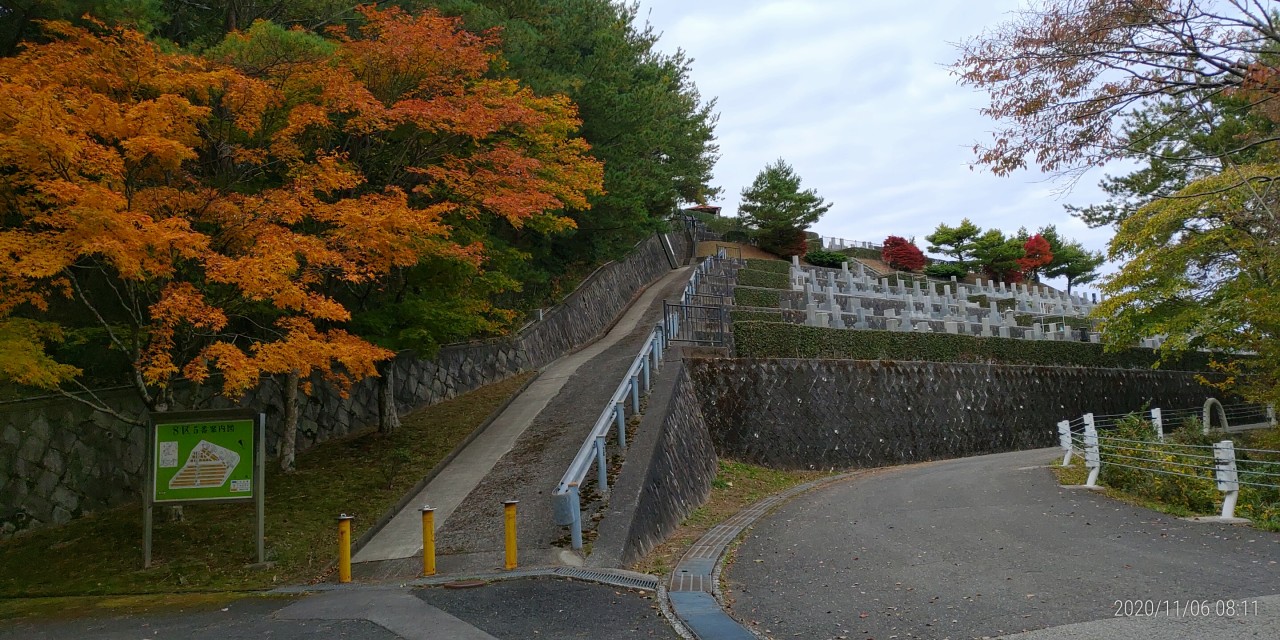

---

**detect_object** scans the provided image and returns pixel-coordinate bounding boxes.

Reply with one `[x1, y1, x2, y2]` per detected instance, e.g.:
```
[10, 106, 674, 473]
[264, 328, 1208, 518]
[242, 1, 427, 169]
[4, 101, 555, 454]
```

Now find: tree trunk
[279, 370, 300, 473]
[378, 360, 401, 435]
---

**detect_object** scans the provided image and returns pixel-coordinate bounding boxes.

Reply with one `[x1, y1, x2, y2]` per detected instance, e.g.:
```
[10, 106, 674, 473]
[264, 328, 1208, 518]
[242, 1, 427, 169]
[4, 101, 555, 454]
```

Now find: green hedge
[737, 268, 789, 289]
[804, 250, 847, 268]
[923, 263, 968, 279]
[734, 287, 782, 308]
[731, 309, 784, 323]
[733, 321, 1218, 370]
[744, 258, 790, 274]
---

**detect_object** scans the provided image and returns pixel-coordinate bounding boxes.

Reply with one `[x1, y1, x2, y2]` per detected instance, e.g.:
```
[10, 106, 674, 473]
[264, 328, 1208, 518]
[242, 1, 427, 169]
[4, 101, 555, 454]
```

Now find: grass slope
[0, 372, 533, 598]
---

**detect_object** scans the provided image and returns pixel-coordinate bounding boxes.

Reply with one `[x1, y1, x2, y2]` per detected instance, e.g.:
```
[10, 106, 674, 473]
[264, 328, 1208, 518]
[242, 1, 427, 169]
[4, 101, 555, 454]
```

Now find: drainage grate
[554, 567, 660, 591]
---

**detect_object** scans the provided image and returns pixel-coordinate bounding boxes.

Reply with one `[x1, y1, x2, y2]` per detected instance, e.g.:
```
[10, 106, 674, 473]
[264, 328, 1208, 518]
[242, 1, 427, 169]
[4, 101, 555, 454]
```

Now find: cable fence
[1057, 400, 1279, 521]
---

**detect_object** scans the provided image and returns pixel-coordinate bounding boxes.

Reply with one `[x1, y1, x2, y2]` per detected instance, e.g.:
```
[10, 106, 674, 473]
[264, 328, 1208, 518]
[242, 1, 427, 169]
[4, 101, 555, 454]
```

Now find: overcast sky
[635, 0, 1121, 293]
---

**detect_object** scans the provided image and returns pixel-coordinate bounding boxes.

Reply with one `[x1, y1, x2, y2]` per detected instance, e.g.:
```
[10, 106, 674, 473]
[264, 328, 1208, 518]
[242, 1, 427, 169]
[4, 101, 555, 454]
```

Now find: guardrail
[551, 246, 745, 547]
[551, 323, 666, 549]
[1056, 400, 1279, 519]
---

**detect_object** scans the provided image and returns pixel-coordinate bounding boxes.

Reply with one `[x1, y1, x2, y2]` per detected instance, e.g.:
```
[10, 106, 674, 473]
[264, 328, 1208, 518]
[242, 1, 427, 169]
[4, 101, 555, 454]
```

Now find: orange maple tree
[0, 11, 603, 469]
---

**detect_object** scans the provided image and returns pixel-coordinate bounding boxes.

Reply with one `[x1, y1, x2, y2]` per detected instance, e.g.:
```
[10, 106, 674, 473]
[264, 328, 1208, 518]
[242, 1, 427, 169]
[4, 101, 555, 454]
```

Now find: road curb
[662, 470, 869, 639]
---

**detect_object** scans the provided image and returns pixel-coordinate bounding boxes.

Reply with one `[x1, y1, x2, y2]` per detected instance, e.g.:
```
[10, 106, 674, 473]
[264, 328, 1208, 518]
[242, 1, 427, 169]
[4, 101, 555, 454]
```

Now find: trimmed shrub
[737, 268, 789, 289]
[804, 249, 847, 268]
[744, 258, 790, 274]
[734, 288, 782, 308]
[756, 227, 808, 257]
[732, 321, 1219, 370]
[924, 263, 968, 279]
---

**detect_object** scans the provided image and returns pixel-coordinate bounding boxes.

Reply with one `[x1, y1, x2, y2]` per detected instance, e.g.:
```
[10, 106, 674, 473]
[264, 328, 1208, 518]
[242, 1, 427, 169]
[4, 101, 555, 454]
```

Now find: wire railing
[1075, 399, 1274, 438]
[1056, 401, 1279, 520]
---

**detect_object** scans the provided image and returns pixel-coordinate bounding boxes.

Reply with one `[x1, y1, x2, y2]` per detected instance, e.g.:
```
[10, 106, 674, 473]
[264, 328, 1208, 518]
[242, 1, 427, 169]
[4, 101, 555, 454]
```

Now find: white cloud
[636, 0, 1128, 293]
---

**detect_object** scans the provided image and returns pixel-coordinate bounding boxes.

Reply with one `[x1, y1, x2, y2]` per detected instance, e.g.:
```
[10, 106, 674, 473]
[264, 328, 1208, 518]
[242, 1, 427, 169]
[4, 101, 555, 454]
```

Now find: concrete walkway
[354, 266, 692, 567]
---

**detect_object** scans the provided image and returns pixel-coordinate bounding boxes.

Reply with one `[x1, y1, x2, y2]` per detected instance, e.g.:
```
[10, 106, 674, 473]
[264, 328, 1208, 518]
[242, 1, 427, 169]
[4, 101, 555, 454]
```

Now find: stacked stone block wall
[688, 358, 1228, 470]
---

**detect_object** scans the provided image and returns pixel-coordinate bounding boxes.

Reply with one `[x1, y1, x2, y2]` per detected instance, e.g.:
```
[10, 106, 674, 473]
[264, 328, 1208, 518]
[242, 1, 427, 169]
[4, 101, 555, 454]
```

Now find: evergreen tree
[737, 159, 830, 257]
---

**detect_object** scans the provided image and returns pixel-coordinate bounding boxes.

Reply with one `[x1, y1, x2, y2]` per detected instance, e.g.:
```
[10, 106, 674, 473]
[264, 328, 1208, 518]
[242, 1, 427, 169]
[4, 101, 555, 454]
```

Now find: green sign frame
[144, 409, 265, 567]
[152, 412, 257, 503]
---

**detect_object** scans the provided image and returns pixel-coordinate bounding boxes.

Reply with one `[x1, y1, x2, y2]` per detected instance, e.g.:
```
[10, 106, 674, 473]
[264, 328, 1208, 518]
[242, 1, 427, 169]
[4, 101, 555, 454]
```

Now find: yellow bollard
[337, 514, 354, 584]
[421, 506, 436, 577]
[503, 500, 519, 570]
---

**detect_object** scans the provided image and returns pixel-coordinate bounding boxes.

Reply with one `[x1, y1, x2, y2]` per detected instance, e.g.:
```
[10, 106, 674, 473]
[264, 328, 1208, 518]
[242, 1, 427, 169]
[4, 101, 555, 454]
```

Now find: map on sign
[169, 440, 240, 490]
[152, 415, 256, 503]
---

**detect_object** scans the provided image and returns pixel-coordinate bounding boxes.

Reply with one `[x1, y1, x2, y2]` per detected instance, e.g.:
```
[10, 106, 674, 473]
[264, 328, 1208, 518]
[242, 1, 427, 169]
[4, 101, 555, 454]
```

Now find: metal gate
[664, 301, 728, 346]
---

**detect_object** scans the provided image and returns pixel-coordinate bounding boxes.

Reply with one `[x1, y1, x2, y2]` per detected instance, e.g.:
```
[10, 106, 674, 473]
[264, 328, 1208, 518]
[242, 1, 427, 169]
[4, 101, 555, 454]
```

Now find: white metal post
[595, 435, 608, 494]
[1058, 420, 1072, 465]
[630, 375, 640, 413]
[1151, 408, 1164, 441]
[569, 484, 583, 549]
[1083, 413, 1101, 487]
[1214, 440, 1239, 519]
[615, 403, 627, 450]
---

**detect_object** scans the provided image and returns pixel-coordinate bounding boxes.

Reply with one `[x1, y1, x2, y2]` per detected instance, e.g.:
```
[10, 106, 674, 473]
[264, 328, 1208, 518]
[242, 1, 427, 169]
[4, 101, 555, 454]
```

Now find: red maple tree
[881, 236, 926, 272]
[1017, 234, 1054, 280]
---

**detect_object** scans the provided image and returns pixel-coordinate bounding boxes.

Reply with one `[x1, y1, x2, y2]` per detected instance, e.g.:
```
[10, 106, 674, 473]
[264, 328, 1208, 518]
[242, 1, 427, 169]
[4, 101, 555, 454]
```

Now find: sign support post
[255, 412, 265, 565]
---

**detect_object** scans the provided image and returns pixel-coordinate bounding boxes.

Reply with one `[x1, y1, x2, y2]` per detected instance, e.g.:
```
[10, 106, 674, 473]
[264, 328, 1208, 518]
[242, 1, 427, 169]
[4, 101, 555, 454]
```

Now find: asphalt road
[1, 577, 678, 639]
[416, 576, 676, 638]
[727, 448, 1280, 640]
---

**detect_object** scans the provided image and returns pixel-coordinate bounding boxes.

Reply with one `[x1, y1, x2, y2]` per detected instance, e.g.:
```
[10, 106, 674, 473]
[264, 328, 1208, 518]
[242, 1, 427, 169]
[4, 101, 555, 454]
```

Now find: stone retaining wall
[0, 231, 693, 537]
[688, 358, 1226, 469]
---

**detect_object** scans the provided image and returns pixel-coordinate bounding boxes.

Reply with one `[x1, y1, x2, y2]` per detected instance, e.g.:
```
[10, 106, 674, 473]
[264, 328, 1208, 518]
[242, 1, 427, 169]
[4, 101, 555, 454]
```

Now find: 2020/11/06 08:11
[1114, 599, 1260, 618]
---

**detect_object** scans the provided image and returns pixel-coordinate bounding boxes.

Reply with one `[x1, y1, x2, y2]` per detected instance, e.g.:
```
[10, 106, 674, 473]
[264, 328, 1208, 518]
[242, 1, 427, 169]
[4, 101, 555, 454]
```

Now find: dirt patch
[696, 241, 781, 261]
[630, 460, 829, 578]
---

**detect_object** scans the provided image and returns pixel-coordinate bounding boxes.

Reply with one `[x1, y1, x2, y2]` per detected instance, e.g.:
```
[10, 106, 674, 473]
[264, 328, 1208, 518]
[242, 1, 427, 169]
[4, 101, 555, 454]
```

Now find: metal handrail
[552, 323, 666, 549]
